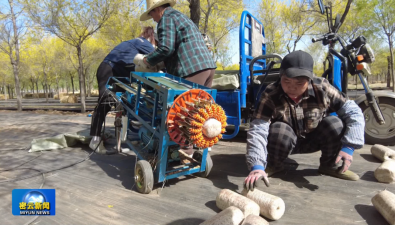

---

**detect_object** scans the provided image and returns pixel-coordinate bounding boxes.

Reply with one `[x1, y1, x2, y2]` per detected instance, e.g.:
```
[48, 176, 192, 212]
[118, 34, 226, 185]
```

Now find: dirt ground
[0, 111, 394, 225]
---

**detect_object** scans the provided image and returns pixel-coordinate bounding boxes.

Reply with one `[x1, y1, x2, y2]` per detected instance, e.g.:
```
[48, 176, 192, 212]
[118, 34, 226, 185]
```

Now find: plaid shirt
[254, 77, 347, 137]
[246, 76, 365, 171]
[146, 7, 216, 77]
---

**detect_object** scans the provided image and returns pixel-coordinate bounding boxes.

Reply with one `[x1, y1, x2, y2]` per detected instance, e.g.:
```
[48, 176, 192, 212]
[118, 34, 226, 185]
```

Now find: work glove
[336, 146, 354, 173]
[133, 54, 158, 72]
[243, 169, 270, 191]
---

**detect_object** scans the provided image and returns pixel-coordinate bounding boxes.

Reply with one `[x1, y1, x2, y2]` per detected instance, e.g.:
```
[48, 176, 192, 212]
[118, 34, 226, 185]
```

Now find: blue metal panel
[329, 55, 343, 117]
[332, 55, 342, 92]
[239, 11, 266, 108]
[215, 91, 241, 139]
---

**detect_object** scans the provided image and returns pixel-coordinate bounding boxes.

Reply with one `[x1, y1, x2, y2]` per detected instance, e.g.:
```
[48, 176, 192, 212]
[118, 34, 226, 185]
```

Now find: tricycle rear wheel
[358, 97, 395, 146]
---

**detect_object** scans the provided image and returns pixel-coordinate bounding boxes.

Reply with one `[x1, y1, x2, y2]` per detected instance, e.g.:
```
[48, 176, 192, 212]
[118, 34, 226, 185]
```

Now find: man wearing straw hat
[140, 0, 216, 88]
[140, 0, 217, 160]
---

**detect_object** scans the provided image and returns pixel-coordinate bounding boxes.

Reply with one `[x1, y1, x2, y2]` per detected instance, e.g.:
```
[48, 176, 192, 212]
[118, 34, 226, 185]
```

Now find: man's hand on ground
[244, 169, 269, 191]
[336, 150, 353, 173]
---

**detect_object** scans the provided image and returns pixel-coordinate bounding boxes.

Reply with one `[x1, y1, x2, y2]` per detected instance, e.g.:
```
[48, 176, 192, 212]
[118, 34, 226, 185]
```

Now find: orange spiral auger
[166, 89, 227, 148]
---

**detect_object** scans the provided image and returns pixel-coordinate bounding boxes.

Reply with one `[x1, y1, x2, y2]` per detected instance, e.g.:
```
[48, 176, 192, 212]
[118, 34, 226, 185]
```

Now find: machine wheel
[358, 97, 395, 146]
[135, 160, 154, 194]
[193, 151, 213, 178]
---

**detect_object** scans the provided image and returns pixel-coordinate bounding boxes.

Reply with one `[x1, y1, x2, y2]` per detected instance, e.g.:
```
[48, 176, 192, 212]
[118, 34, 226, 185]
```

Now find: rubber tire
[358, 97, 395, 146]
[193, 151, 213, 178]
[135, 160, 154, 194]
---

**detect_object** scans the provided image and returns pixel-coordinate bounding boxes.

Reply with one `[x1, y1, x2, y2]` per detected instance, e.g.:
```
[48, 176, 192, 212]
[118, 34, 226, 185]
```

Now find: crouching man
[244, 50, 365, 190]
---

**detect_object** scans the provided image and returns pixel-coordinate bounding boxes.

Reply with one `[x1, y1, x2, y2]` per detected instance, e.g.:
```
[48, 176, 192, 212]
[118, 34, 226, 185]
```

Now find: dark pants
[267, 116, 345, 168]
[182, 68, 216, 155]
[184, 68, 215, 88]
[90, 61, 134, 137]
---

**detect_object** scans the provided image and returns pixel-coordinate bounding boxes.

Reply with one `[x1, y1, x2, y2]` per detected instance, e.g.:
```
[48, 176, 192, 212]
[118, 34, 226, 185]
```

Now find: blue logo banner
[12, 189, 56, 216]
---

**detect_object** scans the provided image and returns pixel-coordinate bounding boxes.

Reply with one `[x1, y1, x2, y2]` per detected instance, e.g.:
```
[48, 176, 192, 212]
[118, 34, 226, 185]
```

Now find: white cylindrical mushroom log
[241, 189, 285, 220]
[202, 118, 222, 138]
[375, 160, 395, 183]
[371, 144, 395, 162]
[372, 190, 395, 225]
[216, 189, 260, 218]
[241, 214, 269, 225]
[200, 206, 244, 225]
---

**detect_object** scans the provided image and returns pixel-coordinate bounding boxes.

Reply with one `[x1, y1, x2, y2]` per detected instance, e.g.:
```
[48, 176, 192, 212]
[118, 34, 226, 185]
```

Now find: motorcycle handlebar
[312, 36, 325, 43]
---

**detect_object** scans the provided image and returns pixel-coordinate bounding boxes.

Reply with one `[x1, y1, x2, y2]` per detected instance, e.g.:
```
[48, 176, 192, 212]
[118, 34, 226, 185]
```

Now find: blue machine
[107, 72, 216, 194]
[215, 11, 283, 139]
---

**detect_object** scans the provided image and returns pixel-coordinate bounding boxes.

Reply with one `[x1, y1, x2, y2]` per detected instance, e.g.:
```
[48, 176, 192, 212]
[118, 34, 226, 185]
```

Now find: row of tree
[0, 0, 244, 112]
[0, 0, 395, 113]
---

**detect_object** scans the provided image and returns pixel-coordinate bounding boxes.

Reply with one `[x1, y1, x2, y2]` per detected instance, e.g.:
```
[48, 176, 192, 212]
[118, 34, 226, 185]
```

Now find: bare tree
[200, 0, 242, 60]
[373, 0, 395, 91]
[23, 0, 117, 112]
[0, 0, 25, 111]
[282, 0, 319, 53]
[355, 0, 395, 92]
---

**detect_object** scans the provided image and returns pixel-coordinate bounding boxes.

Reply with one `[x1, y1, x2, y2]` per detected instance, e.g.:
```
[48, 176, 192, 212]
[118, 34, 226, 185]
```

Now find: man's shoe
[318, 166, 360, 181]
[265, 165, 285, 177]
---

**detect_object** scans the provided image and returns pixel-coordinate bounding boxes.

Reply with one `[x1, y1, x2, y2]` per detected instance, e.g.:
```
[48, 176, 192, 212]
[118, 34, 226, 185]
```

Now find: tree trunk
[11, 87, 14, 99]
[87, 78, 91, 98]
[70, 73, 75, 94]
[41, 81, 45, 97]
[7, 85, 11, 99]
[65, 75, 69, 94]
[30, 78, 35, 94]
[189, 0, 201, 28]
[21, 83, 24, 96]
[389, 37, 395, 92]
[84, 67, 92, 98]
[9, 0, 22, 111]
[387, 55, 391, 88]
[339, 0, 353, 27]
[76, 45, 86, 113]
[56, 73, 60, 99]
[2, 83, 6, 101]
[43, 71, 49, 103]
[203, 0, 212, 34]
[35, 80, 39, 97]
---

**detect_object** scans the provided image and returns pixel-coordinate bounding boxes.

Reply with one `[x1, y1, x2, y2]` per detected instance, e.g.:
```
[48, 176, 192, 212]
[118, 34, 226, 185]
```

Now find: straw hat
[140, 0, 176, 21]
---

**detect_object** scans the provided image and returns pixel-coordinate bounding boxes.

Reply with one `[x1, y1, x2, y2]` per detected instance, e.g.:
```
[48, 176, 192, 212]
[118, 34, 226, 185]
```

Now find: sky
[228, 0, 260, 65]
